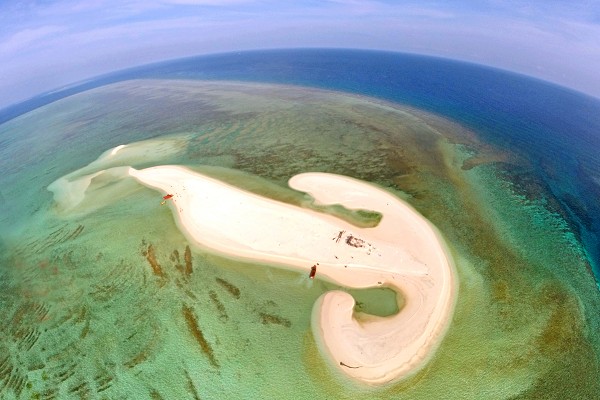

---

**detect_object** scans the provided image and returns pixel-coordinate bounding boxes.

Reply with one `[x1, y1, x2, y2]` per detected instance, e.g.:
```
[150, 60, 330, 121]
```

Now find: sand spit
[128, 165, 456, 385]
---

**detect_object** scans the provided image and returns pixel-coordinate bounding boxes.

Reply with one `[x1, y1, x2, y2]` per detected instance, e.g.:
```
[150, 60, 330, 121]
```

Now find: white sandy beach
[128, 165, 456, 385]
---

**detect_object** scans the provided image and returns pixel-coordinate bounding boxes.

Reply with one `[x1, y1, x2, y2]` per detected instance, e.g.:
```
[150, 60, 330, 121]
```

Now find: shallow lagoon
[0, 80, 598, 399]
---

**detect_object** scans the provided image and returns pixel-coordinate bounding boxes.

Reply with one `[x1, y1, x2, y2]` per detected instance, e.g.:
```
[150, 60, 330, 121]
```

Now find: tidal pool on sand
[0, 80, 598, 399]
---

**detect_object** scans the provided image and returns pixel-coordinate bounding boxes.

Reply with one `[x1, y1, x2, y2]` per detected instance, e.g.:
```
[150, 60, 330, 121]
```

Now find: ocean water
[3, 49, 599, 280]
[0, 51, 599, 399]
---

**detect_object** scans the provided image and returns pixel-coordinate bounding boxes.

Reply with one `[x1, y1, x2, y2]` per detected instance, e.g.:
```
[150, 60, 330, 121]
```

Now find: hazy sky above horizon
[1, 0, 599, 108]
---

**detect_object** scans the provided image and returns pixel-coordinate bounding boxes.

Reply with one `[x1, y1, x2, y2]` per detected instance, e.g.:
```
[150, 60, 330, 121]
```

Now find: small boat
[160, 194, 174, 205]
[309, 265, 317, 279]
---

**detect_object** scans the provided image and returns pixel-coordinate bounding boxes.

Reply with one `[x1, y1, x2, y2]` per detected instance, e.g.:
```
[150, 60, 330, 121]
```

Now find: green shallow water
[0, 80, 598, 399]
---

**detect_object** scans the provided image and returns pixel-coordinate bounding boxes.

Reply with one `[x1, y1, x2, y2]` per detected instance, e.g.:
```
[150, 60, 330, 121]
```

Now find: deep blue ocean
[2, 48, 599, 283]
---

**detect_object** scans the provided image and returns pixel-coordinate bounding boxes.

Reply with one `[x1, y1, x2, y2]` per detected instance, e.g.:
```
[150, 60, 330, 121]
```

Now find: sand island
[47, 137, 456, 386]
[126, 164, 456, 385]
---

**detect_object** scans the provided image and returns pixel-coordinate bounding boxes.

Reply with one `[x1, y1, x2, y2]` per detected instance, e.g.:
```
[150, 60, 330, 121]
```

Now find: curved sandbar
[128, 165, 456, 385]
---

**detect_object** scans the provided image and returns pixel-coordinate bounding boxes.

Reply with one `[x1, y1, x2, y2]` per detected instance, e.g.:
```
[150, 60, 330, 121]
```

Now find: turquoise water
[1, 76, 599, 398]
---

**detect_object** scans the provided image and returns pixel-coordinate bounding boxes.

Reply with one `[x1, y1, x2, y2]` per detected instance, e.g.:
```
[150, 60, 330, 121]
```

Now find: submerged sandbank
[128, 165, 456, 385]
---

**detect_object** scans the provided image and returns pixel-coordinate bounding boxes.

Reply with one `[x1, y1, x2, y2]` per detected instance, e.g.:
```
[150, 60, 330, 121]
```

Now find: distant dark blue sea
[3, 48, 598, 283]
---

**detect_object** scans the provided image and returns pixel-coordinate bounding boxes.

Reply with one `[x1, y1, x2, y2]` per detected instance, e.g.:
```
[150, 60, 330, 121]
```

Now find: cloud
[0, 25, 66, 55]
[161, 0, 257, 5]
[325, 0, 456, 18]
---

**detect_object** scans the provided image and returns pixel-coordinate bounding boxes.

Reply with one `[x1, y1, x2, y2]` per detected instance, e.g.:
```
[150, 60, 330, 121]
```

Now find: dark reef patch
[182, 305, 219, 368]
[259, 312, 291, 328]
[142, 244, 164, 278]
[209, 290, 228, 321]
[184, 245, 193, 276]
[215, 277, 240, 299]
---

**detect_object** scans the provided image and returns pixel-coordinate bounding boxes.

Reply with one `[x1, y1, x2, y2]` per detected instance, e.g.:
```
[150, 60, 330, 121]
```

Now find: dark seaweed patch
[0, 353, 26, 398]
[94, 372, 113, 393]
[185, 369, 202, 400]
[182, 305, 219, 368]
[184, 245, 193, 276]
[18, 224, 85, 256]
[215, 278, 240, 299]
[142, 244, 164, 277]
[259, 313, 291, 328]
[208, 290, 228, 321]
[171, 249, 180, 263]
[68, 380, 90, 397]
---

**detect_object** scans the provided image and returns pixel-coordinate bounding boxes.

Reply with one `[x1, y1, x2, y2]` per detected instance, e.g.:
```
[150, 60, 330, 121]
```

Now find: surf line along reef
[128, 165, 457, 385]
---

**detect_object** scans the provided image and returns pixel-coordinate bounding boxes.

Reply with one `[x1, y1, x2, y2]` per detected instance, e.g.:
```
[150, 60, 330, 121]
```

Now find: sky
[1, 0, 600, 109]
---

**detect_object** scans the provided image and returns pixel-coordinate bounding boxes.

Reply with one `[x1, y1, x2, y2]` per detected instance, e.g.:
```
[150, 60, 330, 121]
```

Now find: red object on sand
[163, 194, 174, 200]
[309, 265, 317, 279]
